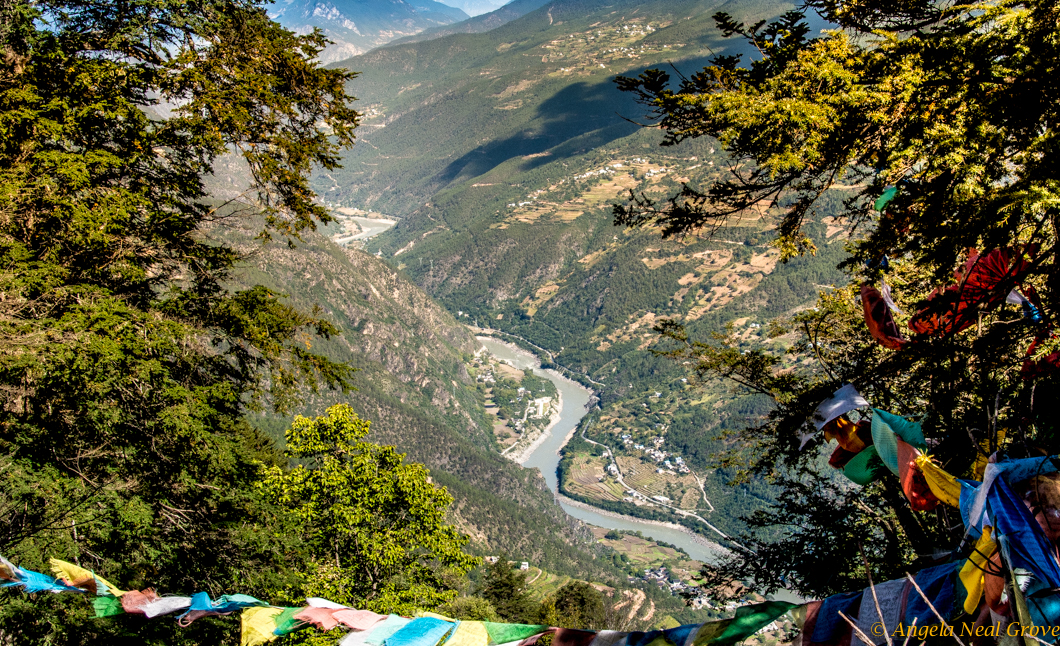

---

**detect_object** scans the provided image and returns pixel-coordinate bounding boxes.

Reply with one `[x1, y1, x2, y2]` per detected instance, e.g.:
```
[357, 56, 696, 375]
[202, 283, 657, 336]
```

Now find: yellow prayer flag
[915, 454, 962, 507]
[971, 429, 1006, 480]
[49, 558, 125, 597]
[959, 527, 997, 615]
[444, 620, 490, 646]
[241, 607, 284, 646]
[418, 611, 456, 621]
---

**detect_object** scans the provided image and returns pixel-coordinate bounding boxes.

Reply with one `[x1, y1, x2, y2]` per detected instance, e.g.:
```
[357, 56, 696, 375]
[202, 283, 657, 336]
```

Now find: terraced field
[565, 454, 624, 502]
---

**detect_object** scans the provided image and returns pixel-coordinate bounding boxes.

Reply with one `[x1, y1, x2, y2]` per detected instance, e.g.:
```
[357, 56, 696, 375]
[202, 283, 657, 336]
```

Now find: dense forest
[8, 0, 1060, 644]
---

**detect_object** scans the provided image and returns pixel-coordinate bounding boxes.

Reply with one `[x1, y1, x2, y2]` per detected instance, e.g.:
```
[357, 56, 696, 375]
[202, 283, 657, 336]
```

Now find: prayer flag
[365, 615, 413, 646]
[274, 606, 307, 635]
[812, 590, 863, 643]
[874, 186, 898, 211]
[709, 601, 796, 646]
[814, 385, 869, 431]
[959, 527, 997, 614]
[896, 440, 939, 511]
[93, 595, 126, 618]
[445, 620, 490, 646]
[915, 455, 962, 507]
[121, 589, 161, 615]
[242, 607, 283, 646]
[484, 622, 550, 644]
[49, 558, 125, 597]
[386, 616, 455, 646]
[842, 446, 882, 485]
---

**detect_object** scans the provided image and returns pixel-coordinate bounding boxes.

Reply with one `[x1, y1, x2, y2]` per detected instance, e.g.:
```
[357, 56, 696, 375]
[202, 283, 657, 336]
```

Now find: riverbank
[504, 394, 563, 463]
[476, 335, 725, 563]
[475, 336, 542, 365]
[556, 494, 730, 560]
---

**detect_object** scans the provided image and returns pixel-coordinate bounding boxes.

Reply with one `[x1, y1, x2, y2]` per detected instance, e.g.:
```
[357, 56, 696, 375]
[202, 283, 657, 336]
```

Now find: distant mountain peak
[431, 0, 511, 17]
[275, 0, 470, 63]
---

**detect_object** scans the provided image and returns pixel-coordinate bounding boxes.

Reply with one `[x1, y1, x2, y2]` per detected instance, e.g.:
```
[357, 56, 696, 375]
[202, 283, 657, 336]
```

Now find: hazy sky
[433, 0, 510, 17]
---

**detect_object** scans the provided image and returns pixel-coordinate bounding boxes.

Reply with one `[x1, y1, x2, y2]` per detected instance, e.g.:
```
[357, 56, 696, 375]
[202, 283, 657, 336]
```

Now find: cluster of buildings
[615, 435, 692, 475]
[483, 557, 531, 571]
[619, 489, 670, 505]
[638, 570, 769, 615]
[573, 166, 618, 181]
[521, 391, 553, 419]
[471, 349, 497, 385]
[635, 567, 702, 600]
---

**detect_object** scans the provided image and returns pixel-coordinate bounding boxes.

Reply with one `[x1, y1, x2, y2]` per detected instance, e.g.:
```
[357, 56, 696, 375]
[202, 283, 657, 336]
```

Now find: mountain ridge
[273, 0, 471, 63]
[310, 0, 847, 540]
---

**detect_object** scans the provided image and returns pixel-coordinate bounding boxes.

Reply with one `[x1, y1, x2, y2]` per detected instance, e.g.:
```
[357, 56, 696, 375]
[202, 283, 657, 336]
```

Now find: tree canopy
[615, 0, 1060, 600]
[261, 405, 479, 616]
[0, 0, 372, 642]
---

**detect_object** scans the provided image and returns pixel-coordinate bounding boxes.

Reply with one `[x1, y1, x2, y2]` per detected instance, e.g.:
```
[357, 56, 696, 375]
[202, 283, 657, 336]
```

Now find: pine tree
[615, 0, 1060, 599]
[0, 0, 359, 642]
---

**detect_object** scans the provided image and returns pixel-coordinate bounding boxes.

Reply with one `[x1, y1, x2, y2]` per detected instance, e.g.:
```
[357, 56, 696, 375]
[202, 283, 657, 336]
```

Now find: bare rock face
[432, 0, 510, 17]
[271, 0, 469, 63]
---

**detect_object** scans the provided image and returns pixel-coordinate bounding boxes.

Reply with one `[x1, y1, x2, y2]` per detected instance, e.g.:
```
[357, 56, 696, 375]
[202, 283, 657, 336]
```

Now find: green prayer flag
[843, 446, 883, 485]
[874, 186, 898, 211]
[273, 607, 306, 635]
[708, 601, 797, 646]
[872, 409, 925, 475]
[875, 409, 925, 447]
[691, 620, 733, 646]
[93, 595, 125, 618]
[484, 622, 549, 644]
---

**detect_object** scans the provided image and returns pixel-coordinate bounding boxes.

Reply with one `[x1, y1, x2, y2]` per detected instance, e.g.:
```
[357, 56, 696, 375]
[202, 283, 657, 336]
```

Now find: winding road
[576, 423, 729, 539]
[478, 337, 727, 563]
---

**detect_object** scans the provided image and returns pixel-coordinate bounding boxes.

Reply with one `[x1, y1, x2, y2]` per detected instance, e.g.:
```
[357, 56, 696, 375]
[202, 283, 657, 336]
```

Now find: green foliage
[477, 558, 536, 623]
[615, 0, 1060, 600]
[437, 596, 503, 622]
[0, 0, 359, 641]
[538, 581, 606, 630]
[261, 405, 479, 615]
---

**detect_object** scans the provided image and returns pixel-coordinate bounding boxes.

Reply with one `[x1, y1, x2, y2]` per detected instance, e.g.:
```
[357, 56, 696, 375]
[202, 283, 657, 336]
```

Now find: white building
[531, 397, 552, 418]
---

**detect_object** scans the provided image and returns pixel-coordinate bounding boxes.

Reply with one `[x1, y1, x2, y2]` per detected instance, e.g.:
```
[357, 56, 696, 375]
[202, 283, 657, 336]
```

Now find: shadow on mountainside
[433, 78, 641, 186]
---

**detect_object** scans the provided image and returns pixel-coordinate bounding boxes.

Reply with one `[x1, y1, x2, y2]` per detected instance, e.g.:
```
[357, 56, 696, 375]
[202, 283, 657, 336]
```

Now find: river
[476, 337, 724, 563]
[332, 216, 398, 246]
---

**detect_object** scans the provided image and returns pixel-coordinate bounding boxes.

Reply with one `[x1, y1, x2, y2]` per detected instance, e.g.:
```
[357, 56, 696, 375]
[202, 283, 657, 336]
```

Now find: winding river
[477, 337, 724, 563]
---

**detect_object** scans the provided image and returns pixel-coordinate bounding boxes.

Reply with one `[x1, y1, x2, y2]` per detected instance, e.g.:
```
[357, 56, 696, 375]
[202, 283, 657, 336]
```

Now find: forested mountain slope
[387, 0, 551, 45]
[213, 214, 619, 580]
[317, 0, 847, 538]
[320, 0, 789, 214]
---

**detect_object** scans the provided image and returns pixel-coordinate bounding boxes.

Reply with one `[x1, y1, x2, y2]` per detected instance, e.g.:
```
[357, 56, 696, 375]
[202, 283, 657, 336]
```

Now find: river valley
[476, 337, 726, 564]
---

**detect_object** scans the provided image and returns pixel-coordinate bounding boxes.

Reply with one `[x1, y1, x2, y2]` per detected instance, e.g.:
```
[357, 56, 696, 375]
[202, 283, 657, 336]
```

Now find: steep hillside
[212, 214, 620, 580]
[317, 0, 787, 213]
[386, 0, 551, 44]
[312, 0, 848, 538]
[272, 0, 469, 63]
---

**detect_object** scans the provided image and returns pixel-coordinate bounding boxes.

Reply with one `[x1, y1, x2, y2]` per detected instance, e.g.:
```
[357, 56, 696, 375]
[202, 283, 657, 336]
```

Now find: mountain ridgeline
[314, 0, 847, 537]
[272, 0, 472, 63]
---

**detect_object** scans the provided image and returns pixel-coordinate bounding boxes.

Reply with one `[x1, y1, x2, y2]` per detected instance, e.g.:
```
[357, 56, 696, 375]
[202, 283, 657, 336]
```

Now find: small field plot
[591, 528, 704, 584]
[526, 569, 573, 601]
[566, 454, 624, 503]
[617, 456, 703, 510]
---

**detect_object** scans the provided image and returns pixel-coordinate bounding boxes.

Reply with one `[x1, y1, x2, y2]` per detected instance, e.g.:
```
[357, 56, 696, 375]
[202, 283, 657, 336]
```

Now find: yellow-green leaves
[261, 405, 478, 616]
